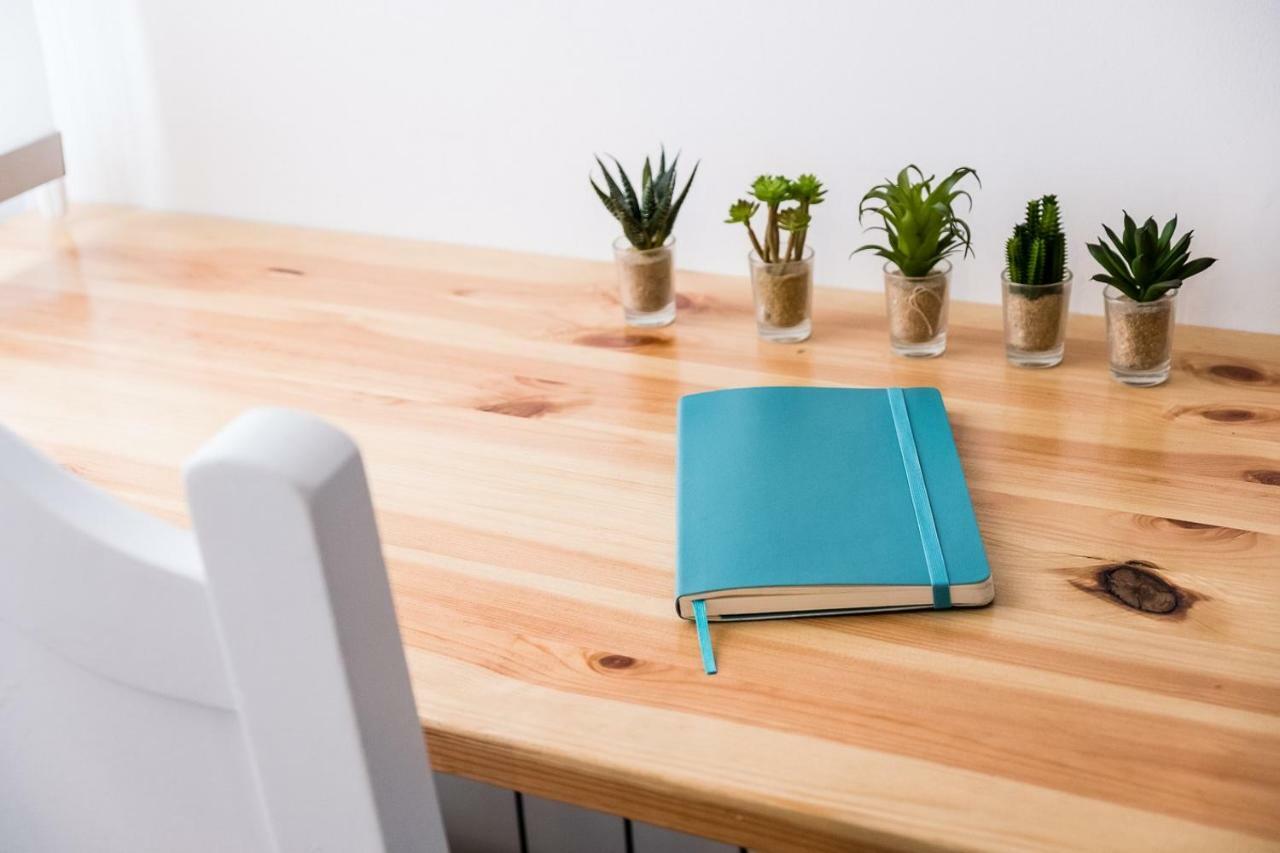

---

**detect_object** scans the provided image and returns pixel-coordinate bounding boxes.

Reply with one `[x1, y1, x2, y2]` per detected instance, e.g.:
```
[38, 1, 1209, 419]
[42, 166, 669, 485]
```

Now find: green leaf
[725, 198, 758, 224]
[788, 173, 826, 205]
[594, 156, 633, 223]
[1091, 270, 1140, 300]
[750, 175, 790, 204]
[1121, 211, 1137, 256]
[1130, 248, 1153, 292]
[950, 189, 975, 212]
[1102, 224, 1126, 257]
[777, 206, 811, 232]
[1158, 215, 1178, 252]
[928, 167, 979, 207]
[1177, 256, 1216, 280]
[1150, 247, 1191, 285]
[1138, 217, 1159, 259]
[640, 158, 655, 220]
[607, 155, 641, 223]
[1143, 280, 1183, 301]
[590, 177, 619, 219]
[1087, 240, 1131, 284]
[660, 160, 699, 241]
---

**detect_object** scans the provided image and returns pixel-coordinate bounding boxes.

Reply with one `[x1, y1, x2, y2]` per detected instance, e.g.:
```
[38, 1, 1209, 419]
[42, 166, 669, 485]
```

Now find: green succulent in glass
[1002, 195, 1072, 367]
[1089, 212, 1217, 386]
[591, 148, 698, 251]
[1007, 195, 1067, 285]
[853, 165, 979, 277]
[1086, 212, 1216, 302]
[727, 174, 825, 342]
[592, 147, 698, 327]
[725, 173, 826, 263]
[856, 165, 979, 357]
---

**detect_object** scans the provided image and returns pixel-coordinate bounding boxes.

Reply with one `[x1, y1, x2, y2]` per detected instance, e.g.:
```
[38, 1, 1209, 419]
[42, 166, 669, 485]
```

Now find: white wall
[0, 0, 56, 216]
[0, 0, 54, 153]
[32, 0, 1280, 333]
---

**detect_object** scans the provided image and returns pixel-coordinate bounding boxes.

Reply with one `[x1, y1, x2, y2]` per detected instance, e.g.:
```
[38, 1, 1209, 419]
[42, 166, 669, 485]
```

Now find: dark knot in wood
[575, 331, 669, 349]
[476, 398, 557, 418]
[1208, 364, 1265, 383]
[267, 266, 304, 275]
[1200, 408, 1255, 422]
[1097, 562, 1181, 614]
[593, 653, 637, 671]
[1245, 470, 1280, 487]
[1136, 515, 1250, 543]
[1160, 518, 1216, 530]
[1164, 404, 1278, 425]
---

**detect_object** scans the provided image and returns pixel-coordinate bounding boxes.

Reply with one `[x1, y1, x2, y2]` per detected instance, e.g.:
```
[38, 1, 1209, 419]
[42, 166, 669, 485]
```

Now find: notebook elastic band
[692, 599, 717, 675]
[886, 389, 952, 609]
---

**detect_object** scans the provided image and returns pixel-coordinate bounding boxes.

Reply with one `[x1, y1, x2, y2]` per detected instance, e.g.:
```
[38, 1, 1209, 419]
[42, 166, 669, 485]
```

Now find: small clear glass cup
[748, 247, 813, 343]
[1105, 286, 1176, 386]
[613, 236, 675, 327]
[1001, 268, 1072, 368]
[883, 260, 949, 357]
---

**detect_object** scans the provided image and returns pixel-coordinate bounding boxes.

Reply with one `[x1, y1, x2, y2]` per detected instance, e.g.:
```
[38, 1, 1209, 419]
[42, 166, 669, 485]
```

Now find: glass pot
[613, 236, 675, 327]
[883, 260, 950, 357]
[1001, 268, 1072, 368]
[749, 247, 813, 343]
[1105, 286, 1176, 386]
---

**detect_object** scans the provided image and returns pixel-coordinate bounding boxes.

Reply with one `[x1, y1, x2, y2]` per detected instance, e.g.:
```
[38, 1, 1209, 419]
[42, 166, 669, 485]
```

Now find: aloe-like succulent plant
[1086, 213, 1216, 302]
[591, 148, 698, 250]
[854, 165, 980, 277]
[1006, 195, 1067, 285]
[725, 174, 826, 263]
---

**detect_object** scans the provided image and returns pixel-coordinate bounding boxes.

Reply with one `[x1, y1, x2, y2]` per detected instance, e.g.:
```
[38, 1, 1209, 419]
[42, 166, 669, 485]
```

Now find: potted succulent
[854, 165, 979, 357]
[1087, 213, 1216, 386]
[591, 148, 698, 327]
[726, 174, 825, 343]
[1002, 195, 1072, 367]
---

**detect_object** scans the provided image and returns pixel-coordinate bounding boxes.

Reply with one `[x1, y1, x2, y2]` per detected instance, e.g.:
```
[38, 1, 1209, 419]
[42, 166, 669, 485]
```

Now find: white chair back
[0, 408, 447, 853]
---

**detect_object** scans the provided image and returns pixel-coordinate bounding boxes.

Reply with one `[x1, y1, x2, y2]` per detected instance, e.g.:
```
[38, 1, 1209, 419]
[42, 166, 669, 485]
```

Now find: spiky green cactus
[591, 147, 698, 250]
[1006, 195, 1067, 285]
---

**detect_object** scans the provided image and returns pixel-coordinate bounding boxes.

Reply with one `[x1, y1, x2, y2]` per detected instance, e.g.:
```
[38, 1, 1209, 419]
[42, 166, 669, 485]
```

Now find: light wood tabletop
[2, 206, 1278, 852]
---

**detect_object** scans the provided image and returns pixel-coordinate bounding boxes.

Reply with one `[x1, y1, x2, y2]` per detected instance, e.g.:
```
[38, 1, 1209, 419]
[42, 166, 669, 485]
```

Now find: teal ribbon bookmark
[693, 599, 717, 675]
[886, 388, 952, 609]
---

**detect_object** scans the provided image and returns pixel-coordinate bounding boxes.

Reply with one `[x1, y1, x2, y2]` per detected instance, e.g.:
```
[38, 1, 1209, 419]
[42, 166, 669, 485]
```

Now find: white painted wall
[0, 0, 55, 216]
[30, 0, 1280, 332]
[0, 0, 54, 153]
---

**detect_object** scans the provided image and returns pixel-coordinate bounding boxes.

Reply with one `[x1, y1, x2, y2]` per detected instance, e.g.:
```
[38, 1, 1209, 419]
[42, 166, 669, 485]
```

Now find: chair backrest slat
[0, 425, 233, 709]
[187, 408, 446, 853]
[0, 409, 448, 853]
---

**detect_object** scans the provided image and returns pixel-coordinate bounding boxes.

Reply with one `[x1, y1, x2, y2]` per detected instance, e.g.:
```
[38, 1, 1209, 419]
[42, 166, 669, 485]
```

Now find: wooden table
[2, 206, 1278, 852]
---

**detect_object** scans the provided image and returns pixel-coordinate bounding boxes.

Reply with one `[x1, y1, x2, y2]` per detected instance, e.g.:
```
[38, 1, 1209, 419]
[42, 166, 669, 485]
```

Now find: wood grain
[2, 206, 1278, 852]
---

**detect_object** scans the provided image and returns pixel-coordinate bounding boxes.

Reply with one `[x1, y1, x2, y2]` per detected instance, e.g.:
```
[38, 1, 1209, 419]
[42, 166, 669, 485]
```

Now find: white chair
[0, 408, 448, 853]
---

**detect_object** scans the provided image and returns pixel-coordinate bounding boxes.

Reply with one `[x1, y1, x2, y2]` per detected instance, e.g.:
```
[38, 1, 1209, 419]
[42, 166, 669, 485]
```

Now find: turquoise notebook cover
[675, 387, 992, 635]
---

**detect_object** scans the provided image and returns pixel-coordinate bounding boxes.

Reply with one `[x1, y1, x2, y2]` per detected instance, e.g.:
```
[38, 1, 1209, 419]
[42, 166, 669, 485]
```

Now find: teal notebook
[676, 386, 993, 674]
